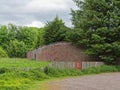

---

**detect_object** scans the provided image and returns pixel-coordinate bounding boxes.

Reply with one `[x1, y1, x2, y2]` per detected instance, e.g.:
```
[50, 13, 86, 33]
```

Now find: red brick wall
[27, 42, 97, 62]
[27, 51, 34, 60]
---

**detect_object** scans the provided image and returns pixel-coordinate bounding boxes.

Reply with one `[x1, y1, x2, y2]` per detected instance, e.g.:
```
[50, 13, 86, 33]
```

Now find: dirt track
[45, 73, 120, 90]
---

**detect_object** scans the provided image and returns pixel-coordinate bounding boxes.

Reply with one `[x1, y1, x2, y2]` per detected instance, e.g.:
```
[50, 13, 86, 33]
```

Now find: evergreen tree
[44, 16, 68, 44]
[71, 0, 120, 64]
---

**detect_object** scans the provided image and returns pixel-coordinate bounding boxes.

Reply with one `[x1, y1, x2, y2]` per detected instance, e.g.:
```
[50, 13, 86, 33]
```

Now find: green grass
[0, 58, 120, 90]
[0, 58, 49, 68]
[0, 58, 50, 90]
[44, 65, 120, 77]
[31, 65, 120, 90]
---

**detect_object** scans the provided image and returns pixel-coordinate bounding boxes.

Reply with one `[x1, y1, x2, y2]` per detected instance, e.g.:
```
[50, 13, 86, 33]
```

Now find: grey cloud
[0, 0, 77, 27]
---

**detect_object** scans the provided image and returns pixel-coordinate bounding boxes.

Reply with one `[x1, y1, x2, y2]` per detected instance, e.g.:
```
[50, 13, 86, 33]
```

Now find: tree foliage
[71, 0, 120, 64]
[44, 16, 69, 44]
[0, 25, 9, 49]
[16, 26, 38, 50]
[0, 47, 8, 58]
[6, 40, 27, 58]
[7, 40, 27, 58]
[0, 24, 45, 58]
[0, 18, 70, 58]
[36, 28, 45, 47]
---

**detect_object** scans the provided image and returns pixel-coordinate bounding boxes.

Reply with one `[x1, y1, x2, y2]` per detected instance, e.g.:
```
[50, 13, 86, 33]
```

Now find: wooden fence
[49, 61, 104, 70]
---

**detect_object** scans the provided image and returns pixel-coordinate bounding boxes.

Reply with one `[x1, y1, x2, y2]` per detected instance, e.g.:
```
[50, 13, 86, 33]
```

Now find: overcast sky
[0, 0, 77, 28]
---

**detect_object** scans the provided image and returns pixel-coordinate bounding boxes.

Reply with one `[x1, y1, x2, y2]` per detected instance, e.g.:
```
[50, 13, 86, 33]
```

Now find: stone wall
[27, 42, 97, 62]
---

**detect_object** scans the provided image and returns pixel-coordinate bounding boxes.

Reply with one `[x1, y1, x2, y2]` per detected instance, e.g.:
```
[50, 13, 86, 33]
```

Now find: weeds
[0, 58, 120, 90]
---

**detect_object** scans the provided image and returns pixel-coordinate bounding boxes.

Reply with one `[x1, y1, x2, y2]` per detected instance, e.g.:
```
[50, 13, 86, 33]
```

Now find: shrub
[6, 40, 27, 58]
[0, 47, 8, 58]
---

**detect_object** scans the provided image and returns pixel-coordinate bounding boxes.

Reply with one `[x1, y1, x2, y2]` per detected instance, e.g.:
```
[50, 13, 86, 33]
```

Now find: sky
[0, 0, 77, 28]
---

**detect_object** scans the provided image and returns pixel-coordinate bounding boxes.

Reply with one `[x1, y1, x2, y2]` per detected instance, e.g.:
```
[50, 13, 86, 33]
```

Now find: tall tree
[44, 16, 68, 44]
[0, 25, 9, 48]
[36, 28, 45, 48]
[0, 24, 45, 58]
[71, 0, 120, 64]
[16, 26, 38, 51]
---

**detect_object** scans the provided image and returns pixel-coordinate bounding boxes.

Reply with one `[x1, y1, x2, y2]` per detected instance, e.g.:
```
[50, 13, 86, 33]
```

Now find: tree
[6, 40, 27, 58]
[16, 26, 38, 51]
[71, 0, 120, 64]
[0, 25, 9, 49]
[0, 24, 19, 50]
[0, 47, 8, 58]
[0, 24, 45, 57]
[44, 16, 68, 44]
[36, 28, 45, 48]
[64, 28, 74, 42]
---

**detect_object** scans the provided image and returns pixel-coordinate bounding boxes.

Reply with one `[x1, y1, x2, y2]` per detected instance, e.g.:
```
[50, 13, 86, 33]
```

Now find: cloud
[25, 0, 69, 11]
[25, 21, 45, 28]
[0, 0, 77, 27]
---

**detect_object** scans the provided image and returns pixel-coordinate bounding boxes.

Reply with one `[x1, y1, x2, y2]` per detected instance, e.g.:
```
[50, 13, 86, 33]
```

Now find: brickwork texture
[27, 42, 97, 62]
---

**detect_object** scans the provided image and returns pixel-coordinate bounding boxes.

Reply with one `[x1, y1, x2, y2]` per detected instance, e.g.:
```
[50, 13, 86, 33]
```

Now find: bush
[6, 40, 27, 58]
[0, 47, 8, 58]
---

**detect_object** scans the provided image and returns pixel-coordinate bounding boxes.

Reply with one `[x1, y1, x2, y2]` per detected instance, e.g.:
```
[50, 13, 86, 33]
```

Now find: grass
[0, 58, 49, 68]
[31, 65, 120, 90]
[44, 65, 120, 77]
[0, 58, 120, 90]
[0, 58, 50, 90]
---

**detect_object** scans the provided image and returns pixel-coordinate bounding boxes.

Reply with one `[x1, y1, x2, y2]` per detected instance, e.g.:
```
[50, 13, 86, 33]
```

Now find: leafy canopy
[71, 0, 120, 64]
[0, 47, 8, 58]
[44, 16, 69, 44]
[0, 24, 45, 58]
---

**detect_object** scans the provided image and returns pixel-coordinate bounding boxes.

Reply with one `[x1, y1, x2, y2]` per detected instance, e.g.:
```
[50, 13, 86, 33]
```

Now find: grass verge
[0, 58, 50, 90]
[31, 65, 120, 90]
[0, 58, 120, 90]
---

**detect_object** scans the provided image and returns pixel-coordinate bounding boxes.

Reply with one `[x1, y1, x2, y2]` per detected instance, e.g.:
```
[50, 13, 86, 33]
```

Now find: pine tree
[71, 0, 120, 64]
[44, 16, 68, 44]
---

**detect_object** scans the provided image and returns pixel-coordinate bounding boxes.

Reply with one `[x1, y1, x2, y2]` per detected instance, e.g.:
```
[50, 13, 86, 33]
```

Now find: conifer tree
[71, 0, 120, 64]
[44, 16, 68, 44]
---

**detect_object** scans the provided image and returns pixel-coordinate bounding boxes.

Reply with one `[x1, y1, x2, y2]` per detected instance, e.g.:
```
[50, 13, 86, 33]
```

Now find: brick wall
[27, 42, 98, 62]
[27, 51, 34, 60]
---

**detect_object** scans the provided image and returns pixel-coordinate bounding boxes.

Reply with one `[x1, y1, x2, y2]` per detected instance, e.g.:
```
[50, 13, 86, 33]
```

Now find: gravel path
[45, 73, 120, 90]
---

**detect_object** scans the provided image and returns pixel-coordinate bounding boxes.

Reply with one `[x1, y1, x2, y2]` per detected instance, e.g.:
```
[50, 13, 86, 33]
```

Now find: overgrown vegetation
[0, 0, 120, 64]
[0, 24, 45, 58]
[0, 58, 49, 90]
[71, 0, 120, 64]
[0, 0, 120, 89]
[0, 17, 71, 58]
[0, 58, 119, 90]
[0, 47, 8, 58]
[0, 58, 49, 68]
[44, 65, 120, 77]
